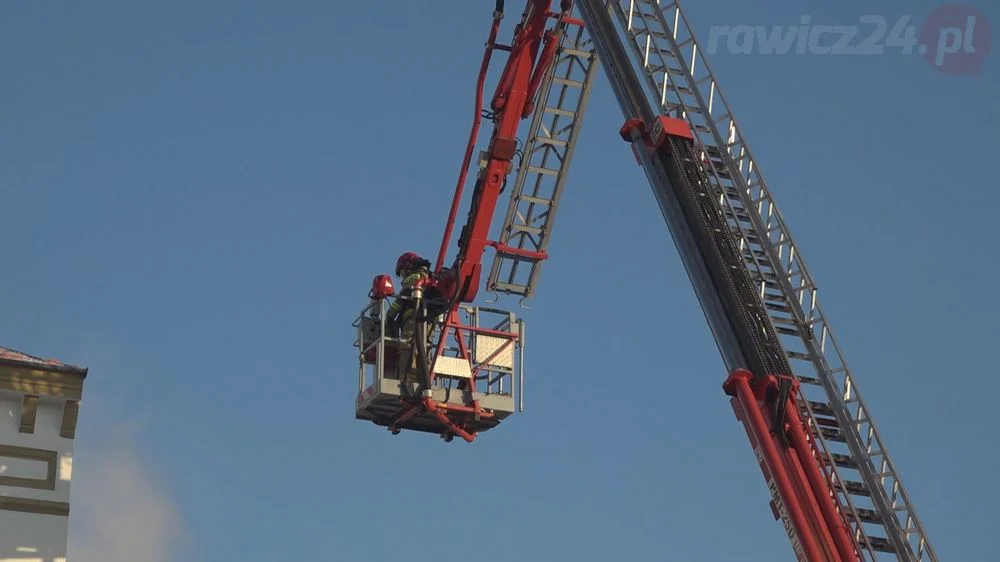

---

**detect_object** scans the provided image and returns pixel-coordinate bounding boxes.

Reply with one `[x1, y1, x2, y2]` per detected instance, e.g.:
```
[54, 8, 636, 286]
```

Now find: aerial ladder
[352, 1, 937, 561]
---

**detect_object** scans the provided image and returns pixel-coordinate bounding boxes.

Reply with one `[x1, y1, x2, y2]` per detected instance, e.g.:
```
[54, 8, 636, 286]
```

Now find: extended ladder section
[486, 20, 600, 299]
[575, 1, 936, 561]
[624, 113, 862, 561]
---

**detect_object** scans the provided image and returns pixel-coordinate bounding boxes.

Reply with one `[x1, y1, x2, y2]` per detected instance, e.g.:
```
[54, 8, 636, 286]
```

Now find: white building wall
[0, 359, 85, 562]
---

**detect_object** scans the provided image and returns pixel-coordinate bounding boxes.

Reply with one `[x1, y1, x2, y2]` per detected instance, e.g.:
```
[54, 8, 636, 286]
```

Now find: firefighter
[385, 252, 433, 390]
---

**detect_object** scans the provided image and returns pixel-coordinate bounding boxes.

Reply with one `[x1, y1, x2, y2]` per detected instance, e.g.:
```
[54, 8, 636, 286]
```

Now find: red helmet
[395, 252, 423, 276]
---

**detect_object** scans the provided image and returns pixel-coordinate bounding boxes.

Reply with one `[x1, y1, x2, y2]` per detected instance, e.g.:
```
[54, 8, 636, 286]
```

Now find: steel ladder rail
[581, 0, 937, 559]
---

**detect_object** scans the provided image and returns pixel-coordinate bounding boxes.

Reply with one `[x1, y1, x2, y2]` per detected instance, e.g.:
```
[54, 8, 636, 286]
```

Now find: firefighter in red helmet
[386, 252, 433, 390]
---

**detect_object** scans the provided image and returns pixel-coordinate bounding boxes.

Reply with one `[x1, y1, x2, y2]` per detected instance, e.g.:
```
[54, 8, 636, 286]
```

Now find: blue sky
[2, 1, 997, 561]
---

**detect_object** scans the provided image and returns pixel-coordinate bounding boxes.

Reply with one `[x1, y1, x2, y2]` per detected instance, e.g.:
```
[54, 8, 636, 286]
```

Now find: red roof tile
[0, 345, 85, 373]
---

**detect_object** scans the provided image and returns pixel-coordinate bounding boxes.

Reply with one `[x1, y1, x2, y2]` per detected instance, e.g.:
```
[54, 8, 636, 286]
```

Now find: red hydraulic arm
[434, 0, 576, 304]
[363, 1, 576, 444]
[724, 369, 860, 562]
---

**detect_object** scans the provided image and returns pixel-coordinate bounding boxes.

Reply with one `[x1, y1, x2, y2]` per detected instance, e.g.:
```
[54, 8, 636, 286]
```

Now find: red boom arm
[434, 0, 573, 304]
[724, 369, 861, 562]
[364, 1, 574, 444]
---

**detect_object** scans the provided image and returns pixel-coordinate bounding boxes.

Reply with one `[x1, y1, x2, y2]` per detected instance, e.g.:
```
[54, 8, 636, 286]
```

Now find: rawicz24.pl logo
[705, 4, 991, 75]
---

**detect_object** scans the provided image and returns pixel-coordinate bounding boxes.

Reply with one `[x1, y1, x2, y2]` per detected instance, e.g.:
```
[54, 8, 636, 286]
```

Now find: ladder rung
[518, 194, 554, 206]
[508, 224, 543, 236]
[552, 77, 584, 88]
[794, 375, 820, 386]
[534, 136, 568, 148]
[815, 426, 844, 442]
[774, 325, 800, 336]
[824, 452, 858, 470]
[494, 251, 544, 263]
[765, 302, 791, 314]
[542, 107, 574, 118]
[763, 292, 787, 305]
[807, 401, 833, 416]
[769, 315, 797, 327]
[492, 281, 527, 294]
[864, 535, 895, 553]
[847, 507, 882, 524]
[526, 165, 559, 176]
[812, 416, 839, 428]
[841, 480, 870, 496]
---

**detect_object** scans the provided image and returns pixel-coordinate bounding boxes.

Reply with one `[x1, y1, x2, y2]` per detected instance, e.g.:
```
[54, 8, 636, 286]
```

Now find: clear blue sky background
[2, 1, 998, 561]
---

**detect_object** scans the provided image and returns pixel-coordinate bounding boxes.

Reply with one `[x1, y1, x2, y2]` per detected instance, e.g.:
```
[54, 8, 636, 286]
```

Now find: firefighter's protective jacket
[386, 267, 431, 323]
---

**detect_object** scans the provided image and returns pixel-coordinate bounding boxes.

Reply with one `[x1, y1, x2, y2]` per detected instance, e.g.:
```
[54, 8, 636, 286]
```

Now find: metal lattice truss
[572, 1, 937, 560]
[487, 21, 600, 299]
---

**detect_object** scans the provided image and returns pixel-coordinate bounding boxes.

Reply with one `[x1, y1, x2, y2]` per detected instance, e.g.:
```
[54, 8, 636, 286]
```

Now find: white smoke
[67, 431, 186, 562]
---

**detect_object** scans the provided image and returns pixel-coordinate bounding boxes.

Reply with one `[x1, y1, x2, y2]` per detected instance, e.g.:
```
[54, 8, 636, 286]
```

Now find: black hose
[663, 135, 795, 437]
[414, 297, 432, 395]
